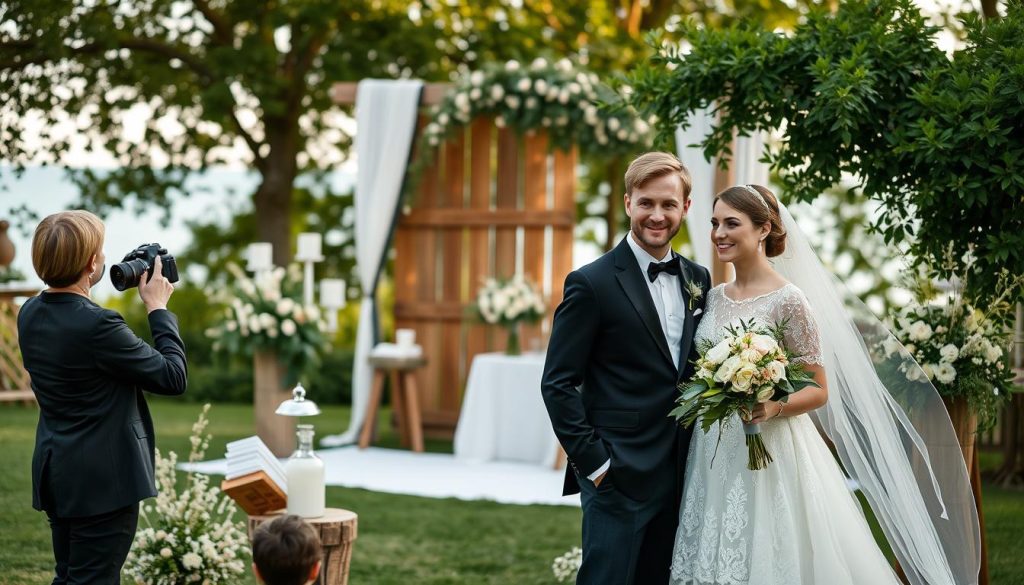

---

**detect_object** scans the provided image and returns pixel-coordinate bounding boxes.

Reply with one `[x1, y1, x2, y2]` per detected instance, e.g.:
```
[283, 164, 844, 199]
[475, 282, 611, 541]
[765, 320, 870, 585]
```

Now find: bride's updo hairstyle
[713, 184, 787, 257]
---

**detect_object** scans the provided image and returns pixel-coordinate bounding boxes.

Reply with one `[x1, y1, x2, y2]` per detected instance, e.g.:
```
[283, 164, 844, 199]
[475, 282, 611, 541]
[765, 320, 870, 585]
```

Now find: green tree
[629, 0, 1022, 305]
[1, 0, 831, 260]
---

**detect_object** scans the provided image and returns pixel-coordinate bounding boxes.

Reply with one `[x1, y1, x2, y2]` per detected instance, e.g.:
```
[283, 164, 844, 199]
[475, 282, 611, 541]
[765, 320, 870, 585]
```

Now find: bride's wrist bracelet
[776, 401, 785, 419]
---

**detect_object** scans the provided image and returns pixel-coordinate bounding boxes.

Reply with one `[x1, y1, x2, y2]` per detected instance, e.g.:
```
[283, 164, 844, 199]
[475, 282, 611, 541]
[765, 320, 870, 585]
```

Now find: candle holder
[246, 242, 275, 289]
[319, 278, 347, 333]
[275, 383, 325, 518]
[295, 233, 324, 308]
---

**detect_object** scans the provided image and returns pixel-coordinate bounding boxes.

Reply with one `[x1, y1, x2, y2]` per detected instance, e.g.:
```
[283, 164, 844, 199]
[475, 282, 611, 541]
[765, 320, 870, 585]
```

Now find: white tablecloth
[453, 352, 561, 468]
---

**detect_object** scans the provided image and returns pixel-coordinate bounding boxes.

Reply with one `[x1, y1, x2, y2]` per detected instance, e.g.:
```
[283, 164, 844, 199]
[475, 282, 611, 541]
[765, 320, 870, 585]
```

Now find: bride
[670, 184, 981, 585]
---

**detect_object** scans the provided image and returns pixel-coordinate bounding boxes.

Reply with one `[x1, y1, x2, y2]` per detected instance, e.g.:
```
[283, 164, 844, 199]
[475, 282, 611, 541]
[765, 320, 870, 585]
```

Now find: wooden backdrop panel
[393, 121, 576, 436]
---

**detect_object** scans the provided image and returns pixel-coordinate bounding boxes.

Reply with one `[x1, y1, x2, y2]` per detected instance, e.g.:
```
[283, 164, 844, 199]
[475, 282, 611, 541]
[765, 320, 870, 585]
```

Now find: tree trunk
[604, 157, 624, 252]
[995, 303, 1024, 487]
[253, 120, 300, 267]
[980, 0, 999, 20]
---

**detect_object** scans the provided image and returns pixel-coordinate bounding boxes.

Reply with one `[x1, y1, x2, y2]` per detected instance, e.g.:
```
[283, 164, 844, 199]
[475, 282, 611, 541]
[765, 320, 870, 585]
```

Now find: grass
[0, 400, 1021, 584]
[0, 400, 580, 584]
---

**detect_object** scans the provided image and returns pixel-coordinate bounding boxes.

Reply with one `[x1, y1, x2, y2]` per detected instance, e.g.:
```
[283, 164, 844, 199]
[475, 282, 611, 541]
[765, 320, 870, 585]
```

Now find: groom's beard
[634, 221, 681, 250]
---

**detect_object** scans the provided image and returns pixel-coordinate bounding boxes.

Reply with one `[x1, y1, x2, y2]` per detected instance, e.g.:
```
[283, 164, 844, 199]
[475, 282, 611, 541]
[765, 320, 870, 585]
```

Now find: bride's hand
[748, 401, 783, 424]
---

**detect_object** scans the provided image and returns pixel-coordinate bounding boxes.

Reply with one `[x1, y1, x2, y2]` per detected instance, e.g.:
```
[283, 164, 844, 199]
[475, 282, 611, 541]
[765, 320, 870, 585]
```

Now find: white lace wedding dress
[670, 283, 901, 585]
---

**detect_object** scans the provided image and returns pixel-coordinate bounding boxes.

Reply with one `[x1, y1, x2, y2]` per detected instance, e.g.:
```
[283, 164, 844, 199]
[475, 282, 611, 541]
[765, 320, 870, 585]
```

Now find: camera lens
[110, 258, 150, 291]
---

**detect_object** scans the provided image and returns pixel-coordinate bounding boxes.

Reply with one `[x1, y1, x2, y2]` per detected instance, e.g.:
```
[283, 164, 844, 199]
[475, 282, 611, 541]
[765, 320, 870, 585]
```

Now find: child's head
[252, 515, 322, 585]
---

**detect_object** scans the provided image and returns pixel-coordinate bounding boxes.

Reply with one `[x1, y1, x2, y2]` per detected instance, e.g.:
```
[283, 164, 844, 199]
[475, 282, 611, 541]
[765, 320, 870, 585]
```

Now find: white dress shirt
[588, 232, 687, 483]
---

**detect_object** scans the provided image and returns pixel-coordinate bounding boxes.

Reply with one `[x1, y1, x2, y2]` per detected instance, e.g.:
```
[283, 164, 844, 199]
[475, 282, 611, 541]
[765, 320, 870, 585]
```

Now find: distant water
[0, 166, 354, 298]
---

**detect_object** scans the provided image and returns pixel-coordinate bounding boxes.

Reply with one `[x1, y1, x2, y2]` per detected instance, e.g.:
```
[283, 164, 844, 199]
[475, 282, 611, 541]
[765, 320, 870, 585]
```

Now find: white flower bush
[205, 262, 327, 378]
[552, 546, 582, 583]
[881, 249, 1022, 429]
[123, 405, 250, 584]
[475, 275, 546, 327]
[886, 301, 1014, 428]
[423, 57, 654, 157]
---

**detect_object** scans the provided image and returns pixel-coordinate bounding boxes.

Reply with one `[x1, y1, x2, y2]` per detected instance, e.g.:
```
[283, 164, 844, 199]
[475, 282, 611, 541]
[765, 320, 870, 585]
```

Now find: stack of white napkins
[225, 436, 288, 494]
[369, 342, 423, 359]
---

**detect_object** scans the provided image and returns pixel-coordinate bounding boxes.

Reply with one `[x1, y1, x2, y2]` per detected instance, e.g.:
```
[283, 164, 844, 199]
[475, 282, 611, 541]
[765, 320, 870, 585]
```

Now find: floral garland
[205, 263, 328, 380]
[423, 57, 654, 157]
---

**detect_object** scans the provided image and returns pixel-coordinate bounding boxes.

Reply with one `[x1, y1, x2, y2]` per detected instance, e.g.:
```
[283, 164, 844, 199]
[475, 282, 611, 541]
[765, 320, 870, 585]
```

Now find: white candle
[296, 232, 323, 262]
[285, 456, 325, 518]
[320, 279, 346, 308]
[246, 243, 274, 272]
[396, 328, 416, 348]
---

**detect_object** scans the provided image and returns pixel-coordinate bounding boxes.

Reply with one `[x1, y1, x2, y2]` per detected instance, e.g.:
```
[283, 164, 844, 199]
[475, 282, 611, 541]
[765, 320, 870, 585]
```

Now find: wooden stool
[359, 355, 427, 452]
[248, 508, 358, 585]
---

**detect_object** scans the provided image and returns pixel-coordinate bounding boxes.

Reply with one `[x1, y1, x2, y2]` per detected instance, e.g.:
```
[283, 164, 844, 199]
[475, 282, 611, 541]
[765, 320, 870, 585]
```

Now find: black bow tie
[647, 258, 681, 283]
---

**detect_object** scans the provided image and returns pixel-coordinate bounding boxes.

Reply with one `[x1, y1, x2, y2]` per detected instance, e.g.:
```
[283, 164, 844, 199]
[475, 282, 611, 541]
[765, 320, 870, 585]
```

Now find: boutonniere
[685, 280, 704, 312]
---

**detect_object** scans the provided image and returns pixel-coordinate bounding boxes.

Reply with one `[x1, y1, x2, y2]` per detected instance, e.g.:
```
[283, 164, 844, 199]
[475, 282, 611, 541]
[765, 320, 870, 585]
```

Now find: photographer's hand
[139, 255, 174, 313]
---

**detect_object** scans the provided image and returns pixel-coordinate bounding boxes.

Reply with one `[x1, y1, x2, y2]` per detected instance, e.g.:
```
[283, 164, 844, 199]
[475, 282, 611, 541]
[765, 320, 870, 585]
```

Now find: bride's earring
[758, 237, 765, 253]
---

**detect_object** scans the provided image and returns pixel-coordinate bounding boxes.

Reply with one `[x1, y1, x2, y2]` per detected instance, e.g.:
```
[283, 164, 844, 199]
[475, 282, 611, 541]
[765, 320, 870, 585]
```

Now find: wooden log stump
[248, 508, 358, 585]
[254, 350, 295, 457]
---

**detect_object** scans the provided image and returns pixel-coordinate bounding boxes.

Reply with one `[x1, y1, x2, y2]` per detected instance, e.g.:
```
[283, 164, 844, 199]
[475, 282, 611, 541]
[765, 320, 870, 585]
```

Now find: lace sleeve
[777, 287, 823, 366]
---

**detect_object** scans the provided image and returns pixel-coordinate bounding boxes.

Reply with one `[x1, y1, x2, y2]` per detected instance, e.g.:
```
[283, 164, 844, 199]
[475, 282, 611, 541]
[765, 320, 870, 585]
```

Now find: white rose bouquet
[671, 319, 821, 470]
[205, 262, 328, 379]
[123, 405, 250, 584]
[475, 275, 546, 355]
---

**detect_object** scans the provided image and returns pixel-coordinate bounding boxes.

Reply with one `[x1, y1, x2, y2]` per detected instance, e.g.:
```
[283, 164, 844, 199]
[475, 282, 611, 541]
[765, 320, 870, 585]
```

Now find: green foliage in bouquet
[882, 248, 1023, 429]
[206, 263, 328, 383]
[672, 319, 820, 469]
[422, 57, 654, 158]
[123, 405, 250, 584]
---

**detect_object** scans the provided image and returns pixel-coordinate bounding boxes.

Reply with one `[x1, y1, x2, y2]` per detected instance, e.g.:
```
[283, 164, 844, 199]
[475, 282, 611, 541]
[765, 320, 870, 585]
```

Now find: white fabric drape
[676, 113, 769, 268]
[321, 79, 423, 447]
[675, 107, 717, 268]
[733, 131, 769, 187]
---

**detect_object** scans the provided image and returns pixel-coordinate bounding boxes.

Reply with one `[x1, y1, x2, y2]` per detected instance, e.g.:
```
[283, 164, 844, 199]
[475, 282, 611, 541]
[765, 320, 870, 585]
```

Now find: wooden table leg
[402, 372, 425, 453]
[358, 371, 386, 449]
[391, 370, 409, 448]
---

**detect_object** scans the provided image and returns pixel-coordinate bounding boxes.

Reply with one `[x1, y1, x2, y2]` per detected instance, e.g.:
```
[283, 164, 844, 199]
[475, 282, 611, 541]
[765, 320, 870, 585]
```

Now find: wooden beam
[330, 82, 452, 106]
[399, 208, 574, 228]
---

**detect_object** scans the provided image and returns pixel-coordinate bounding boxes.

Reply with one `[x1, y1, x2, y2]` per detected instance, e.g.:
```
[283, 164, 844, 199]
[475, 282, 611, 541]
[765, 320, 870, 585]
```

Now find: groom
[542, 152, 710, 584]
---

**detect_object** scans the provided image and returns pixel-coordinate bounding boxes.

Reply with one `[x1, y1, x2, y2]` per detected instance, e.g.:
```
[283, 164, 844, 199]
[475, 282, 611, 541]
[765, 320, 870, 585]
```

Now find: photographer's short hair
[31, 210, 105, 288]
[624, 152, 692, 200]
[252, 515, 322, 585]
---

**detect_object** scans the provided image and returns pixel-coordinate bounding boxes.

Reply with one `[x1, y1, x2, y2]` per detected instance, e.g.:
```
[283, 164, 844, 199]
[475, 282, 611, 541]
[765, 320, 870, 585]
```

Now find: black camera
[110, 243, 179, 291]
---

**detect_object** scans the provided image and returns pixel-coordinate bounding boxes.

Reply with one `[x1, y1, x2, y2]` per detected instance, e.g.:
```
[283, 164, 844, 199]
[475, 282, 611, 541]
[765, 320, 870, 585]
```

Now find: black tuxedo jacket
[18, 292, 188, 518]
[541, 237, 711, 502]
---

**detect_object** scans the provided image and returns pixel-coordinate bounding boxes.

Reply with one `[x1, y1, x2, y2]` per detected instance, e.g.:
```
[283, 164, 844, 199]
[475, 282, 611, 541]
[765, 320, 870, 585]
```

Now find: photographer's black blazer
[18, 292, 188, 518]
[542, 237, 711, 502]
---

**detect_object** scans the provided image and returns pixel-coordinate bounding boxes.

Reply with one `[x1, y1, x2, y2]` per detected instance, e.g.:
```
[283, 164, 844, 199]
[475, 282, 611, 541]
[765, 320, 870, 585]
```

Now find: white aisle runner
[181, 447, 580, 508]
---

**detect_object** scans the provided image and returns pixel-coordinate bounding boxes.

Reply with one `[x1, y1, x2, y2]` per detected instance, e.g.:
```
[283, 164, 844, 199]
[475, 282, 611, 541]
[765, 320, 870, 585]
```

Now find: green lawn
[0, 400, 1021, 584]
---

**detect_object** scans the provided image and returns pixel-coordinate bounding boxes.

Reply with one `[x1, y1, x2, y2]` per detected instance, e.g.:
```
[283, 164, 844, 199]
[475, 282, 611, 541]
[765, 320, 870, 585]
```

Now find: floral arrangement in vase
[881, 250, 1022, 429]
[205, 262, 327, 379]
[123, 405, 250, 584]
[475, 276, 546, 355]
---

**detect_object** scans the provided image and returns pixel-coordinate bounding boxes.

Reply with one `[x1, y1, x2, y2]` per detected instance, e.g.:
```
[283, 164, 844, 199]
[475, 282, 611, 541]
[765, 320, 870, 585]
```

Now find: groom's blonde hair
[624, 152, 692, 200]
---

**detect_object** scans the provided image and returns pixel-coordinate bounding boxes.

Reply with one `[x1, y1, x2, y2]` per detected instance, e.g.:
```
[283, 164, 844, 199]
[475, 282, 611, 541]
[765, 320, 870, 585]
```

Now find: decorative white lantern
[319, 278, 347, 332]
[246, 242, 274, 272]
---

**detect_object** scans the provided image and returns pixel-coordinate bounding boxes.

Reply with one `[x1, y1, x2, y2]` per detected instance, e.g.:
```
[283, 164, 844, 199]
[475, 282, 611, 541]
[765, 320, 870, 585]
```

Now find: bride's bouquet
[671, 319, 820, 470]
